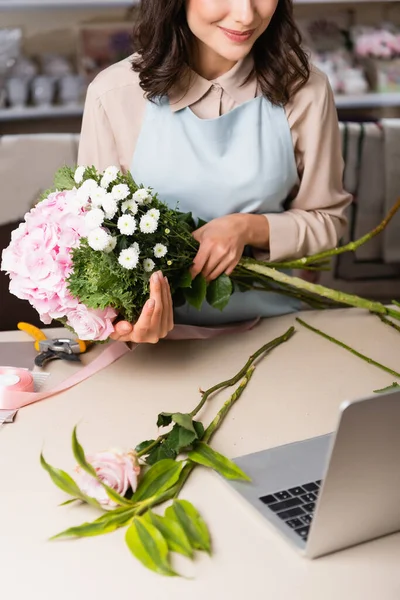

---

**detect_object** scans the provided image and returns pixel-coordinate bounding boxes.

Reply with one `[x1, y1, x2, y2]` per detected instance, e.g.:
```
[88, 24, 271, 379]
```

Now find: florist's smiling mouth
[218, 26, 257, 43]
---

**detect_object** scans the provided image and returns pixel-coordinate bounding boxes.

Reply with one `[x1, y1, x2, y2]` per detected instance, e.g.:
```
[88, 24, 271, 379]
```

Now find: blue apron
[131, 94, 300, 326]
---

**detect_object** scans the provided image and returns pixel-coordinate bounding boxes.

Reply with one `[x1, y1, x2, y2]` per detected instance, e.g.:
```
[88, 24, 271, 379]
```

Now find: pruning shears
[17, 322, 91, 368]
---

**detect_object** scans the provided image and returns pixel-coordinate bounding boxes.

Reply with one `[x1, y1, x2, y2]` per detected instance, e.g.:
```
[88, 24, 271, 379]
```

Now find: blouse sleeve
[258, 68, 352, 262]
[77, 82, 120, 172]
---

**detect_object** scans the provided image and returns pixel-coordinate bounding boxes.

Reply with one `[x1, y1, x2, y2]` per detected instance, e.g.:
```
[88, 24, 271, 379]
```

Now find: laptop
[225, 388, 400, 558]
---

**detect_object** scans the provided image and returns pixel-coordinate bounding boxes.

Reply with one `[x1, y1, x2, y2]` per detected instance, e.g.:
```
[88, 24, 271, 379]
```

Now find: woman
[78, 0, 351, 344]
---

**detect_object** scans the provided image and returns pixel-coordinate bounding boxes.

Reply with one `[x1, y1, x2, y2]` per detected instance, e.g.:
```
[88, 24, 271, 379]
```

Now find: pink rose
[74, 449, 141, 507]
[66, 304, 117, 341]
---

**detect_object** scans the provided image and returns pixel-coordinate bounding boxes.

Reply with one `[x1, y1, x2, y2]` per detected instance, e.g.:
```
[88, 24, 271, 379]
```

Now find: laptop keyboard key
[302, 514, 313, 525]
[276, 507, 305, 520]
[295, 526, 310, 539]
[303, 502, 316, 513]
[301, 492, 317, 503]
[303, 482, 319, 492]
[270, 497, 303, 513]
[286, 518, 303, 529]
[275, 491, 291, 501]
[260, 494, 277, 505]
[288, 486, 305, 496]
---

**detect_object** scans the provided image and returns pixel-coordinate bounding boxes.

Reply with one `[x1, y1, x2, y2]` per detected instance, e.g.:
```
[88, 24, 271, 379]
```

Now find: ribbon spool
[0, 367, 34, 393]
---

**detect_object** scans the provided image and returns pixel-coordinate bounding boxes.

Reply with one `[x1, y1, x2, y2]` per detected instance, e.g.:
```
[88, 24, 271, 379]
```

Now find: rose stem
[259, 197, 400, 270]
[135, 369, 256, 512]
[378, 315, 400, 334]
[241, 263, 400, 321]
[189, 327, 294, 417]
[296, 318, 400, 379]
[136, 328, 294, 460]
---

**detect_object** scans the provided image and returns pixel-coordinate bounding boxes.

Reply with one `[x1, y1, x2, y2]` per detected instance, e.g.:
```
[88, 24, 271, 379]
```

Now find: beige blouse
[78, 54, 352, 262]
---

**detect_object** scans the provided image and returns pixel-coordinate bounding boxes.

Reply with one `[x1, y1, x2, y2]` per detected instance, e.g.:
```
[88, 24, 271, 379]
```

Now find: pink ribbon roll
[0, 367, 34, 393]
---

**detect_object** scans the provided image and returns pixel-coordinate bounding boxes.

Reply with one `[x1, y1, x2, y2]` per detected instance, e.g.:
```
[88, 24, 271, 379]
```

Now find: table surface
[1, 308, 399, 600]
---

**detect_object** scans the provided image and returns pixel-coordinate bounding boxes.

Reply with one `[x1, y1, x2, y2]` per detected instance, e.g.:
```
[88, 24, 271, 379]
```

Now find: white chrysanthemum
[140, 214, 158, 234]
[118, 247, 139, 270]
[111, 184, 130, 201]
[90, 186, 108, 208]
[74, 165, 86, 184]
[104, 235, 117, 254]
[121, 199, 138, 215]
[102, 194, 118, 219]
[153, 243, 168, 258]
[100, 166, 119, 189]
[76, 178, 99, 203]
[143, 258, 155, 273]
[88, 228, 111, 252]
[147, 208, 160, 221]
[84, 208, 104, 230]
[117, 214, 137, 235]
[133, 188, 151, 205]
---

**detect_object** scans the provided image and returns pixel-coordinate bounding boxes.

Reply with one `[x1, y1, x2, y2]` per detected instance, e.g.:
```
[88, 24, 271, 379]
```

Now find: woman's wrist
[239, 214, 270, 250]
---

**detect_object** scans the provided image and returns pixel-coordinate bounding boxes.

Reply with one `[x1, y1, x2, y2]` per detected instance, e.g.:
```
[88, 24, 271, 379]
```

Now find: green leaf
[132, 459, 184, 502]
[40, 453, 83, 498]
[72, 427, 133, 507]
[171, 413, 195, 433]
[197, 217, 208, 228]
[184, 275, 207, 310]
[166, 500, 211, 554]
[54, 166, 76, 190]
[157, 412, 173, 428]
[143, 511, 193, 558]
[206, 274, 233, 311]
[135, 440, 156, 454]
[164, 425, 197, 455]
[193, 421, 205, 440]
[146, 444, 177, 466]
[374, 382, 400, 394]
[178, 270, 193, 289]
[59, 498, 80, 507]
[125, 517, 177, 576]
[188, 442, 251, 481]
[51, 507, 136, 540]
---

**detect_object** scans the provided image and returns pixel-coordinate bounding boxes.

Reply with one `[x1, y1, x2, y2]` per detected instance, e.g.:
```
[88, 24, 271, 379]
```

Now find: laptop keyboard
[259, 480, 321, 541]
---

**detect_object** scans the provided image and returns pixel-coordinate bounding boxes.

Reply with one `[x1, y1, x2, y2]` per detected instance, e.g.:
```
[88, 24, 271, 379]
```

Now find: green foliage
[188, 442, 251, 481]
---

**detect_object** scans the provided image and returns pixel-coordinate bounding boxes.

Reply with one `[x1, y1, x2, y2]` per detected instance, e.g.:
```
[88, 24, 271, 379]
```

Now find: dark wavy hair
[131, 0, 310, 106]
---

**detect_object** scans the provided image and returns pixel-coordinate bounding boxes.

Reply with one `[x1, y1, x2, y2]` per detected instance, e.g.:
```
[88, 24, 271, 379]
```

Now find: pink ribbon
[0, 319, 260, 411]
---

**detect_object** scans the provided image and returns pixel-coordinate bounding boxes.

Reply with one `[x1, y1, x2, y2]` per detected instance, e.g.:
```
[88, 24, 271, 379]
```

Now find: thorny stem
[189, 327, 295, 417]
[258, 197, 400, 270]
[296, 318, 400, 380]
[240, 263, 400, 321]
[378, 315, 400, 334]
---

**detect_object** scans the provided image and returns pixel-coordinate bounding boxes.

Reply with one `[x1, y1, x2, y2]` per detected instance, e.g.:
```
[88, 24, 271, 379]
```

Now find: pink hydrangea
[1, 189, 116, 341]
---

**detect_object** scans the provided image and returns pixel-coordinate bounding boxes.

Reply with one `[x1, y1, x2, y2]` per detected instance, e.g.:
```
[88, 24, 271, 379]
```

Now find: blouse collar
[169, 54, 257, 112]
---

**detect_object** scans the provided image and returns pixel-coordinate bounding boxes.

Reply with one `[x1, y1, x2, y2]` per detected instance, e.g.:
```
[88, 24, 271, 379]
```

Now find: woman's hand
[110, 271, 174, 344]
[190, 214, 270, 281]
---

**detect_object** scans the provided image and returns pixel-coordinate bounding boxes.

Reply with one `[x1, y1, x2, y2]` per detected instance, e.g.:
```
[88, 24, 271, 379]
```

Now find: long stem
[260, 197, 400, 270]
[378, 315, 400, 334]
[296, 318, 400, 379]
[240, 262, 400, 321]
[189, 327, 295, 417]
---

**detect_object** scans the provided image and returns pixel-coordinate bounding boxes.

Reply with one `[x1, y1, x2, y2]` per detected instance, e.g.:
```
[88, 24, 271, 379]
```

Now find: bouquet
[2, 164, 400, 342]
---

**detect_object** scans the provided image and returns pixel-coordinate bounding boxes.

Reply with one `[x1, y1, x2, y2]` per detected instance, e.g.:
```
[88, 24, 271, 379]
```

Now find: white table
[1, 308, 399, 600]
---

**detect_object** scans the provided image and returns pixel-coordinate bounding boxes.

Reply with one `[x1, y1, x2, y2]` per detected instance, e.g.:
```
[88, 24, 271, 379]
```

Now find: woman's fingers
[110, 271, 174, 344]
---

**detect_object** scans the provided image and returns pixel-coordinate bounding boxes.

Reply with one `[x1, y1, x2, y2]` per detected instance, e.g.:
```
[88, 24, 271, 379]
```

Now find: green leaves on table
[140, 413, 205, 466]
[132, 459, 184, 502]
[51, 506, 137, 540]
[166, 500, 211, 554]
[125, 500, 211, 576]
[188, 442, 251, 482]
[126, 517, 178, 577]
[374, 381, 400, 394]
